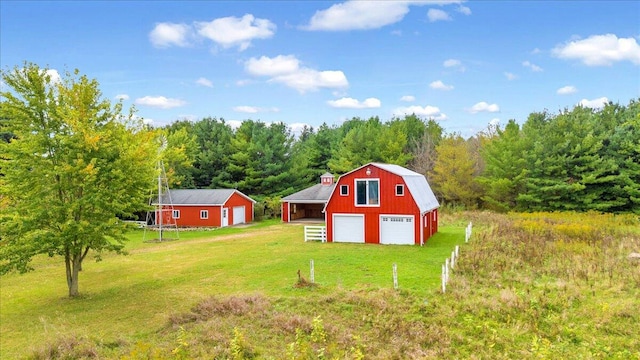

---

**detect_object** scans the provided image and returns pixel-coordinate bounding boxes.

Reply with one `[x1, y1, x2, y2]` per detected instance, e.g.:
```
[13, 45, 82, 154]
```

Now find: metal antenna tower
[143, 137, 179, 242]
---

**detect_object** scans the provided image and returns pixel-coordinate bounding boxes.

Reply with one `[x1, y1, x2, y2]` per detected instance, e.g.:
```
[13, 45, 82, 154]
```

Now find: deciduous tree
[0, 63, 157, 297]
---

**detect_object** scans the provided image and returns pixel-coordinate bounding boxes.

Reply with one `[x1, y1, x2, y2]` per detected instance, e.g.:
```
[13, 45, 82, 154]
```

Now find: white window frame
[395, 184, 404, 196]
[354, 178, 380, 207]
[200, 210, 208, 219]
[172, 210, 180, 219]
[340, 185, 349, 196]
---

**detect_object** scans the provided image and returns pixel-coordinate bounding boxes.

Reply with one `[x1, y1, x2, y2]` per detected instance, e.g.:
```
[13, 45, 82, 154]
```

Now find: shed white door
[232, 206, 245, 225]
[333, 214, 365, 243]
[380, 215, 414, 245]
[222, 208, 229, 227]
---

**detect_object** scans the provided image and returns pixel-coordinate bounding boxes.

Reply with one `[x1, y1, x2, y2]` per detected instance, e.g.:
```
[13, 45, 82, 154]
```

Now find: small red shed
[156, 189, 255, 227]
[324, 163, 439, 245]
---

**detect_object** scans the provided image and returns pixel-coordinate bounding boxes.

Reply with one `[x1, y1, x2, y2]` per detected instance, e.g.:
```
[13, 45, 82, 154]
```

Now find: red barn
[324, 163, 439, 245]
[155, 189, 255, 227]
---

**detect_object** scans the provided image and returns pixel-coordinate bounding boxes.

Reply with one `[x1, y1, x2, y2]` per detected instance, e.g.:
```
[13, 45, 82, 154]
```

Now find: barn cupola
[320, 172, 335, 186]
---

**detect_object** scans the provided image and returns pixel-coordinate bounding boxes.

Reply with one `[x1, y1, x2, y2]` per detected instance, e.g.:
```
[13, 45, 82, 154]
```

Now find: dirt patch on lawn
[133, 227, 286, 254]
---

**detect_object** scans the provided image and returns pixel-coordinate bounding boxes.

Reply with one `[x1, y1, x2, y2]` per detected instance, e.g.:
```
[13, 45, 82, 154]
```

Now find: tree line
[160, 99, 639, 214]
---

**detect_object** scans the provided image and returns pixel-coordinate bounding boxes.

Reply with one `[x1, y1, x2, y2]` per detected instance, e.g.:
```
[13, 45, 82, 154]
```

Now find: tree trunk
[65, 250, 82, 297]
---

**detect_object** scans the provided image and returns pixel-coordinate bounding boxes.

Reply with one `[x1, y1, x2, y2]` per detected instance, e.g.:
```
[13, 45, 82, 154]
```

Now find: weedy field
[1, 212, 638, 359]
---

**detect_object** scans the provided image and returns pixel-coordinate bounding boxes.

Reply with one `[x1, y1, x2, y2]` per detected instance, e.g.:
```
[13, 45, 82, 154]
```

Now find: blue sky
[2, 1, 639, 136]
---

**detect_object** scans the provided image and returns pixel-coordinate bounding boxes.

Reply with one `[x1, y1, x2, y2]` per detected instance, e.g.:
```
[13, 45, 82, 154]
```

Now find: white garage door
[233, 206, 246, 225]
[333, 214, 365, 243]
[380, 215, 414, 245]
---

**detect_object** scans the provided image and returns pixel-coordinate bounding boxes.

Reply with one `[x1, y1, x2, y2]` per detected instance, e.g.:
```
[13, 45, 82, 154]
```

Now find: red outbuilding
[155, 189, 255, 227]
[281, 172, 335, 222]
[324, 163, 439, 245]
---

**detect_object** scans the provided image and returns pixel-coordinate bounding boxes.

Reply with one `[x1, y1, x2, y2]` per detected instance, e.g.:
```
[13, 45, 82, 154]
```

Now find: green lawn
[0, 219, 466, 358]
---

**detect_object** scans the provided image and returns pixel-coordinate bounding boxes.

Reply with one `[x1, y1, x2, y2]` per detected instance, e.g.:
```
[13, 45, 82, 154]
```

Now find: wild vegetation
[1, 212, 638, 359]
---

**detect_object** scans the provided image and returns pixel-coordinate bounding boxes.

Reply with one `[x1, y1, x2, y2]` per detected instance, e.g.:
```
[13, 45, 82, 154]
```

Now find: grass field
[0, 218, 466, 359]
[2, 212, 638, 359]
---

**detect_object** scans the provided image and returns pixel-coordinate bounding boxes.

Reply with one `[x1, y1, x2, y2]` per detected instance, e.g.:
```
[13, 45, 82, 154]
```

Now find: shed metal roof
[155, 189, 255, 206]
[281, 183, 336, 203]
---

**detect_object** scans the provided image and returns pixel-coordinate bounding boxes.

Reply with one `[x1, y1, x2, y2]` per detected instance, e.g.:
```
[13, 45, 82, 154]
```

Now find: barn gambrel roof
[325, 162, 439, 214]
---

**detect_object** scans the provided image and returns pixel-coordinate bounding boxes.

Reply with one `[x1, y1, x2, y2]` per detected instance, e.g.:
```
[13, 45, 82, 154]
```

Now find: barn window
[395, 184, 404, 196]
[200, 210, 208, 219]
[172, 210, 180, 219]
[355, 179, 379, 206]
[340, 185, 348, 196]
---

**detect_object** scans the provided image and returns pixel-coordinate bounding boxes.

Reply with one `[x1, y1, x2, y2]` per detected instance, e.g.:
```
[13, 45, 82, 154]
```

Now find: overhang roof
[282, 183, 335, 203]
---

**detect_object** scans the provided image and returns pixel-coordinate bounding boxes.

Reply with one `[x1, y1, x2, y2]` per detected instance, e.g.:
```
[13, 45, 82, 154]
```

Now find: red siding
[326, 165, 421, 244]
[282, 202, 290, 222]
[225, 191, 254, 224]
[422, 209, 438, 243]
[158, 205, 221, 227]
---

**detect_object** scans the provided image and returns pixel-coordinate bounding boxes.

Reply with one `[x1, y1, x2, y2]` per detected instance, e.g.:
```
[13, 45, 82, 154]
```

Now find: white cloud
[303, 1, 461, 31]
[44, 69, 61, 83]
[443, 59, 460, 67]
[149, 22, 191, 48]
[233, 106, 280, 113]
[327, 97, 381, 109]
[272, 69, 348, 93]
[303, 1, 412, 31]
[196, 77, 213, 87]
[233, 106, 259, 113]
[115, 94, 130, 101]
[400, 95, 415, 102]
[443, 58, 465, 71]
[522, 61, 543, 72]
[489, 118, 500, 127]
[245, 55, 348, 93]
[429, 80, 454, 91]
[468, 101, 500, 113]
[578, 97, 609, 109]
[245, 55, 300, 76]
[393, 105, 447, 120]
[427, 9, 451, 22]
[227, 120, 243, 129]
[457, 5, 472, 15]
[149, 15, 274, 51]
[135, 96, 186, 109]
[504, 72, 518, 81]
[552, 34, 640, 66]
[236, 79, 253, 86]
[195, 14, 276, 51]
[531, 48, 541, 54]
[557, 85, 577, 95]
[289, 122, 312, 137]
